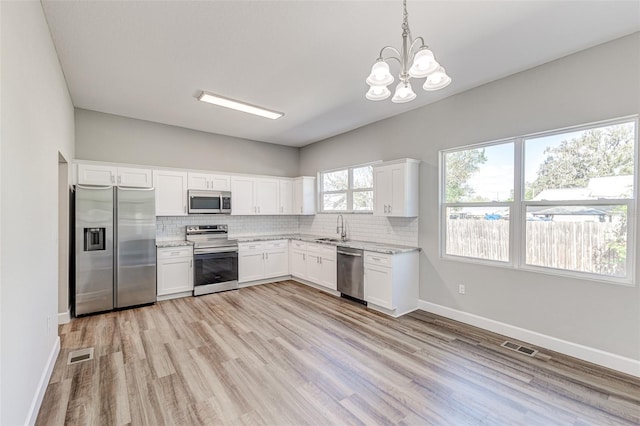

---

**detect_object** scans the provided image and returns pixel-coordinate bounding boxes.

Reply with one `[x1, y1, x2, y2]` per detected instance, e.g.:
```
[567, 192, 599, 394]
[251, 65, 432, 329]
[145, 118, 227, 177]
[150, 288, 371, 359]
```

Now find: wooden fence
[446, 219, 625, 275]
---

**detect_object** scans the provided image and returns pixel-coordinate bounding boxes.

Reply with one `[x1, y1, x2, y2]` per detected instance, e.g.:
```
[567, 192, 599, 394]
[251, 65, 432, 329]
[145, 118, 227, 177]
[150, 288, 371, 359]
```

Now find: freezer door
[75, 186, 114, 315]
[116, 187, 157, 308]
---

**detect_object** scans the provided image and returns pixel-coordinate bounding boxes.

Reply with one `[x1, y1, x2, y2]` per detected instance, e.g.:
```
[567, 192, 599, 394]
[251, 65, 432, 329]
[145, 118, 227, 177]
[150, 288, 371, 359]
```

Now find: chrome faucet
[336, 214, 347, 242]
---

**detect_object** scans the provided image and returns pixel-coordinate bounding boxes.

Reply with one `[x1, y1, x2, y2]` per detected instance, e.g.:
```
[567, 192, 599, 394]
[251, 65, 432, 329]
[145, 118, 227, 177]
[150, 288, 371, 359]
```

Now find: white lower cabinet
[290, 241, 336, 291]
[157, 246, 193, 299]
[364, 250, 419, 317]
[290, 243, 307, 278]
[238, 240, 289, 283]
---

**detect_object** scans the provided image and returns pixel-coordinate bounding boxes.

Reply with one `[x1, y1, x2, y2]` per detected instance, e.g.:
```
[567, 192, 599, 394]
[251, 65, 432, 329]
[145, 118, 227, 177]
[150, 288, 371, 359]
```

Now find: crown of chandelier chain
[401, 0, 411, 39]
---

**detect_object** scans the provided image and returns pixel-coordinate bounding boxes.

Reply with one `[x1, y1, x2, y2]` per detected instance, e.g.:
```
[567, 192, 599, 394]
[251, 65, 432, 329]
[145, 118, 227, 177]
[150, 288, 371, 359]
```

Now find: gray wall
[75, 108, 300, 177]
[300, 34, 640, 360]
[1, 1, 75, 424]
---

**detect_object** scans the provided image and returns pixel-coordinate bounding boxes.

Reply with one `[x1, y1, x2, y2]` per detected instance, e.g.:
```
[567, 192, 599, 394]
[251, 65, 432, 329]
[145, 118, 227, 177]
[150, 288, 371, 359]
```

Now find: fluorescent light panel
[197, 91, 283, 120]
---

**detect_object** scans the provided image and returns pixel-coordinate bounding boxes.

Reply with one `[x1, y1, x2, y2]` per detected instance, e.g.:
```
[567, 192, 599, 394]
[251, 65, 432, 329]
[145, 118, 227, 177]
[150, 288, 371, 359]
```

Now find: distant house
[530, 175, 632, 222]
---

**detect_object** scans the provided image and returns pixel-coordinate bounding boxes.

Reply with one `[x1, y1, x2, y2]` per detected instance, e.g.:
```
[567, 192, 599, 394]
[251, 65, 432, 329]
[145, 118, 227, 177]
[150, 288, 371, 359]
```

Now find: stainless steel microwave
[188, 190, 231, 214]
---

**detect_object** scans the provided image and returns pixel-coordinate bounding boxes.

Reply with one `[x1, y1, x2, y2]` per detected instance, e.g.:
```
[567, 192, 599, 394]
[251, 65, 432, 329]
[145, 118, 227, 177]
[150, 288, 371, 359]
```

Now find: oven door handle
[194, 248, 239, 255]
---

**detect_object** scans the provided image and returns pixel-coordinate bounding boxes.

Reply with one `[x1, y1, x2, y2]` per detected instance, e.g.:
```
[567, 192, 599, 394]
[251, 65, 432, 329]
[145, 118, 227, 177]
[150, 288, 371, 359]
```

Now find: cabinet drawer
[290, 240, 306, 250]
[265, 240, 288, 250]
[157, 246, 192, 259]
[364, 252, 392, 267]
[239, 242, 265, 252]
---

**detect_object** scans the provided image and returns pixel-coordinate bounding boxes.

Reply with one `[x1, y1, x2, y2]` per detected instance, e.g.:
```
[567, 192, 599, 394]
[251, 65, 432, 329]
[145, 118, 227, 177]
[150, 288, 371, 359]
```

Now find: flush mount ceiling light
[365, 0, 451, 103]
[197, 91, 284, 120]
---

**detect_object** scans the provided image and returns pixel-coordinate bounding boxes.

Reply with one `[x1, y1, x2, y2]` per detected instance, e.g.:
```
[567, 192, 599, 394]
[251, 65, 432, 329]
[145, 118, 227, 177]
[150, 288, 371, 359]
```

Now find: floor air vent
[500, 341, 538, 357]
[67, 348, 94, 365]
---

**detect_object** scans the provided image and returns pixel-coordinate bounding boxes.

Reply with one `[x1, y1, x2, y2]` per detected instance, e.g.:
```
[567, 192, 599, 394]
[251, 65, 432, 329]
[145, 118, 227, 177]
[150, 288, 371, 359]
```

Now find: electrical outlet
[458, 284, 466, 295]
[47, 316, 52, 331]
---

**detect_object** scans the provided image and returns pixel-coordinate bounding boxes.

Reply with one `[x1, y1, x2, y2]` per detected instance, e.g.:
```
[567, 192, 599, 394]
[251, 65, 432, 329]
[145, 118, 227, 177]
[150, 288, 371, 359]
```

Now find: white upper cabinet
[279, 179, 293, 215]
[187, 172, 231, 191]
[153, 170, 188, 216]
[255, 178, 279, 214]
[293, 176, 316, 215]
[231, 176, 257, 215]
[117, 167, 153, 188]
[78, 164, 152, 188]
[78, 164, 116, 186]
[231, 176, 279, 215]
[373, 158, 419, 217]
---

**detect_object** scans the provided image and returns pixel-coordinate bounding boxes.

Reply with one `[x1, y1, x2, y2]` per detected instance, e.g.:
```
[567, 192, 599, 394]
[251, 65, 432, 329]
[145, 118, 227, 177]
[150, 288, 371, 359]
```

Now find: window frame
[439, 116, 638, 286]
[318, 161, 379, 213]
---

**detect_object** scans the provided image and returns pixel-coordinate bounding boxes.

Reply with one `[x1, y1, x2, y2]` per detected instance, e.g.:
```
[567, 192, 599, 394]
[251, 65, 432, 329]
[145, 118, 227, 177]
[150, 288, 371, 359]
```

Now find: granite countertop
[236, 234, 420, 255]
[156, 240, 194, 248]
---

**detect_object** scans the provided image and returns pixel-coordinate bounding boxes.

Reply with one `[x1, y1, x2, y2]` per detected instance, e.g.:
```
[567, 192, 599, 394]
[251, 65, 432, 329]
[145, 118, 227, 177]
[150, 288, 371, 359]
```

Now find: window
[320, 164, 374, 212]
[441, 117, 637, 283]
[443, 142, 514, 262]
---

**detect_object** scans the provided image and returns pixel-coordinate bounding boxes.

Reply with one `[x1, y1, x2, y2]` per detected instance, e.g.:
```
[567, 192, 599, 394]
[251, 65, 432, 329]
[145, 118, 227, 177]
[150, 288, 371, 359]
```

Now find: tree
[445, 148, 488, 202]
[526, 124, 634, 199]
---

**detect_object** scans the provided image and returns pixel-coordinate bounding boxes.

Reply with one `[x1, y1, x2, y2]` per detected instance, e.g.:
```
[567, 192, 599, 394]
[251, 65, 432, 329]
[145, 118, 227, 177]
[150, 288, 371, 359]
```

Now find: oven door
[188, 191, 222, 214]
[193, 249, 238, 295]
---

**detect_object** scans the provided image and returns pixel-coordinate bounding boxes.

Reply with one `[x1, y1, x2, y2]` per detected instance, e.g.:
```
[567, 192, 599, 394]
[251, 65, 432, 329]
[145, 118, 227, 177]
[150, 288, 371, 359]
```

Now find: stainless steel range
[186, 225, 238, 296]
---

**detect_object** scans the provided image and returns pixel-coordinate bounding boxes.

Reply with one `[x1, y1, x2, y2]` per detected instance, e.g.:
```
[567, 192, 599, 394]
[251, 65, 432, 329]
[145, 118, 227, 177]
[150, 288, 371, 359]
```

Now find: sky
[465, 128, 609, 201]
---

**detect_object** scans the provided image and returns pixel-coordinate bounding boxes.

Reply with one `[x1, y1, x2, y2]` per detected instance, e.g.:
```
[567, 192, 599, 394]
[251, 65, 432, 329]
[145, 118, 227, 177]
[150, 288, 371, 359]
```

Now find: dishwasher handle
[337, 250, 362, 257]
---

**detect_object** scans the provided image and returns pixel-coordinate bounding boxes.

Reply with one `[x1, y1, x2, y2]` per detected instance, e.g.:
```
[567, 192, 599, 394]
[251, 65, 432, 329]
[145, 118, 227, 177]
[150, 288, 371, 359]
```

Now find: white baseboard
[26, 336, 60, 426]
[157, 290, 193, 301]
[57, 309, 70, 324]
[290, 277, 341, 297]
[418, 300, 640, 378]
[239, 275, 291, 288]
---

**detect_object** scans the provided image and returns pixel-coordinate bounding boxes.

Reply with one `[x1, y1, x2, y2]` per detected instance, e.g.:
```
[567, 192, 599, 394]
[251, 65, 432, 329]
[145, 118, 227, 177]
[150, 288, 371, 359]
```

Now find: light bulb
[366, 84, 391, 101]
[409, 48, 439, 78]
[366, 61, 393, 86]
[391, 82, 416, 103]
[423, 66, 451, 91]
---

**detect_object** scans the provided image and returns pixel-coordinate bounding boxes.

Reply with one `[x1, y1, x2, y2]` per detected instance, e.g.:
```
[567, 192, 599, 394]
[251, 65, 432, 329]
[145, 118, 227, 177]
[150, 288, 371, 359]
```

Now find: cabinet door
[293, 177, 316, 215]
[187, 172, 210, 190]
[264, 249, 289, 278]
[319, 256, 337, 290]
[306, 253, 322, 283]
[157, 257, 193, 296]
[279, 180, 293, 215]
[153, 170, 188, 216]
[210, 175, 231, 191]
[389, 165, 406, 216]
[373, 166, 392, 216]
[118, 167, 152, 188]
[231, 177, 256, 215]
[255, 179, 279, 215]
[290, 250, 307, 278]
[78, 164, 117, 186]
[238, 251, 265, 283]
[364, 265, 394, 309]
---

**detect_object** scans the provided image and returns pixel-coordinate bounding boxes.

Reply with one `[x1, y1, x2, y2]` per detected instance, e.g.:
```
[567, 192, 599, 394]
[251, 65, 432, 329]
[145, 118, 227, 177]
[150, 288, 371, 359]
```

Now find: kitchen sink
[314, 237, 342, 243]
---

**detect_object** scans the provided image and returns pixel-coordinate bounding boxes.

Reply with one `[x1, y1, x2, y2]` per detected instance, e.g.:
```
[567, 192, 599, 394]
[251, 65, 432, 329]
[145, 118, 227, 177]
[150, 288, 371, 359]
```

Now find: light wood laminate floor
[37, 280, 640, 425]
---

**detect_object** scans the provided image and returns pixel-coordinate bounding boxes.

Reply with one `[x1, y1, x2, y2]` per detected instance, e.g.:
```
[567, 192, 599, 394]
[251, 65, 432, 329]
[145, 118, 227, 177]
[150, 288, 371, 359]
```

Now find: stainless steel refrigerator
[74, 185, 156, 316]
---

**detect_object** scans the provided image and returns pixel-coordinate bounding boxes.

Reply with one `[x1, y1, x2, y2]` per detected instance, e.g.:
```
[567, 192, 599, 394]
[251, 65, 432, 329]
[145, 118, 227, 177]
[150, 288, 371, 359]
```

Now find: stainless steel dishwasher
[337, 246, 365, 302]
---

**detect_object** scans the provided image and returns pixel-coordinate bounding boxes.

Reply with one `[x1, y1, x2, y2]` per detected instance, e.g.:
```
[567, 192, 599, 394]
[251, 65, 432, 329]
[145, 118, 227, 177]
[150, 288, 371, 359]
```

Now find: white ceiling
[42, 1, 640, 148]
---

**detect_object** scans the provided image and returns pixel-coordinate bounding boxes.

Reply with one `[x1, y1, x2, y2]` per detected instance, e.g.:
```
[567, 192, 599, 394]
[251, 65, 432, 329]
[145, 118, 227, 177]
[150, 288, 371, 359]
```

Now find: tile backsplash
[299, 214, 418, 246]
[157, 213, 418, 247]
[156, 215, 299, 241]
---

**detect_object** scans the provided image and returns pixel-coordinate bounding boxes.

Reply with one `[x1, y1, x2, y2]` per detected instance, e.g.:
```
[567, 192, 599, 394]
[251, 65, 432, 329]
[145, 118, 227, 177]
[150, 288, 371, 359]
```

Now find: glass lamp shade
[423, 66, 452, 91]
[408, 49, 439, 78]
[391, 82, 416, 103]
[366, 61, 394, 86]
[366, 85, 391, 101]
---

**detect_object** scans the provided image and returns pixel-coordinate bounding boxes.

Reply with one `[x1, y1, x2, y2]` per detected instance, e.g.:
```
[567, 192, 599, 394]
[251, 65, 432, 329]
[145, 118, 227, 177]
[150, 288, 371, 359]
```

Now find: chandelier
[365, 0, 451, 103]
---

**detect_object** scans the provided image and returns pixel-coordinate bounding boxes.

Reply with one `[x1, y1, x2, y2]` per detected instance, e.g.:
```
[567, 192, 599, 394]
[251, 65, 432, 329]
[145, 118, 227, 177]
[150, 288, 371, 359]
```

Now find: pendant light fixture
[365, 0, 451, 103]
